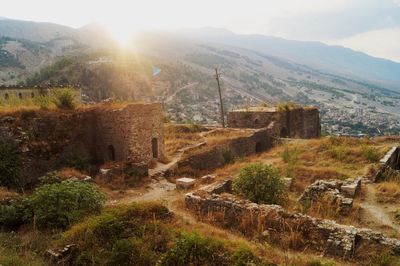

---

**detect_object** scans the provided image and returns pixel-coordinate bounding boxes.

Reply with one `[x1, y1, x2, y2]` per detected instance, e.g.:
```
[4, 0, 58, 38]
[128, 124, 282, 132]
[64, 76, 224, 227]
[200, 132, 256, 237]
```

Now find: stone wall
[185, 180, 400, 259]
[0, 86, 79, 101]
[177, 128, 274, 174]
[227, 106, 321, 139]
[0, 103, 164, 183]
[374, 146, 400, 182]
[95, 103, 165, 163]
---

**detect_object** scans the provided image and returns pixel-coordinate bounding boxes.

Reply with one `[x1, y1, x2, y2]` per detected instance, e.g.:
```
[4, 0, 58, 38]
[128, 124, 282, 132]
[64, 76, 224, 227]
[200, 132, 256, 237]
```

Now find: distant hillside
[174, 28, 400, 88]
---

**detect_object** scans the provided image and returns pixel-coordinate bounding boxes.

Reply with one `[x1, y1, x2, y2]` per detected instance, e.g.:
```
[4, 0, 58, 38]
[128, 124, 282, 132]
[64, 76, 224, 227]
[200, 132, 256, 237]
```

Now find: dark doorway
[31, 92, 35, 98]
[254, 119, 259, 126]
[18, 93, 23, 99]
[280, 127, 288, 138]
[108, 145, 116, 161]
[255, 142, 262, 153]
[4, 93, 9, 100]
[152, 138, 158, 159]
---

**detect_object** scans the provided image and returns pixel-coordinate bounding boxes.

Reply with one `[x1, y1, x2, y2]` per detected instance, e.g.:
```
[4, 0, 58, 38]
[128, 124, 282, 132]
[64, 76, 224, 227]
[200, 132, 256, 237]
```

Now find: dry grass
[164, 124, 205, 157]
[376, 182, 400, 203]
[0, 187, 19, 200]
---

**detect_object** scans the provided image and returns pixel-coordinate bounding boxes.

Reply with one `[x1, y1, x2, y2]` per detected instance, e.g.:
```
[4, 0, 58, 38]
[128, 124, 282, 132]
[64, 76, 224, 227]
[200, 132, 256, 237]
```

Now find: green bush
[107, 239, 133, 266]
[0, 137, 23, 189]
[0, 199, 32, 229]
[38, 171, 60, 185]
[34, 95, 51, 110]
[29, 181, 105, 228]
[158, 232, 230, 266]
[232, 163, 286, 204]
[232, 245, 271, 266]
[52, 88, 77, 110]
[362, 146, 380, 163]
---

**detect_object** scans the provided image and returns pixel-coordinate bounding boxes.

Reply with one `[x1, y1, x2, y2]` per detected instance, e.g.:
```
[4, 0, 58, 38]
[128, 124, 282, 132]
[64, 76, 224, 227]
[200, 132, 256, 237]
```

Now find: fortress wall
[177, 128, 274, 174]
[227, 111, 279, 129]
[227, 106, 321, 139]
[303, 108, 321, 138]
[95, 103, 165, 164]
[0, 103, 164, 183]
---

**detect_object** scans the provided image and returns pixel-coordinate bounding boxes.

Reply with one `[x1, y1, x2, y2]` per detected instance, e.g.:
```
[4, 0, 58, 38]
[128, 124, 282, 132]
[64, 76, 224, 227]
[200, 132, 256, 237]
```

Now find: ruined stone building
[227, 106, 321, 138]
[0, 102, 164, 181]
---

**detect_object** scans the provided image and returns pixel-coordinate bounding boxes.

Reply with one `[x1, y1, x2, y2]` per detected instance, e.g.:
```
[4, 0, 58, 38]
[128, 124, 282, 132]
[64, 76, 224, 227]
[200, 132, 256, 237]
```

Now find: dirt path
[359, 184, 400, 232]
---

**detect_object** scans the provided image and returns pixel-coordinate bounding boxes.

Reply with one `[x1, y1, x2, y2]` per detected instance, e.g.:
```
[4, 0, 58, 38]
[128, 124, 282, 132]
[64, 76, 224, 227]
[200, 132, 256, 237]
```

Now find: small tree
[29, 180, 105, 228]
[232, 163, 286, 204]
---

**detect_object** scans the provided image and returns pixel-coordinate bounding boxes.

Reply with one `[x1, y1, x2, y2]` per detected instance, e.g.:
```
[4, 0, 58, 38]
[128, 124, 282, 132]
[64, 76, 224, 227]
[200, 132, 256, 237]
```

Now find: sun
[106, 23, 138, 47]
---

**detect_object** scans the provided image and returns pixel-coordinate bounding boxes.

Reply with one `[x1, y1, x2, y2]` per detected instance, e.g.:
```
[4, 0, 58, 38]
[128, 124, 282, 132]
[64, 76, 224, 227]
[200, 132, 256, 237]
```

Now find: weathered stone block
[176, 177, 196, 189]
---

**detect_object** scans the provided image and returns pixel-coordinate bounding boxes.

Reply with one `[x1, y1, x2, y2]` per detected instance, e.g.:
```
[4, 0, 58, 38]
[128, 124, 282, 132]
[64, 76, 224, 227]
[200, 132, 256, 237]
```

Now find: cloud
[330, 27, 400, 62]
[262, 0, 400, 40]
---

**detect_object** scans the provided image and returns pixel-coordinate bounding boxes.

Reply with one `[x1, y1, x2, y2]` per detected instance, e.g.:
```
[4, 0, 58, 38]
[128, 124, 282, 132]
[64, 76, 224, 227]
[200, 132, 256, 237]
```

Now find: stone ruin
[185, 179, 400, 259]
[299, 178, 362, 214]
[227, 106, 321, 139]
[0, 103, 165, 182]
[374, 146, 400, 182]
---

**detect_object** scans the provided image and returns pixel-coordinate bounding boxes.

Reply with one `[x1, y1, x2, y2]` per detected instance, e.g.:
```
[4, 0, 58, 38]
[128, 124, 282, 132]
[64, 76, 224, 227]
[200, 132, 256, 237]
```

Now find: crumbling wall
[0, 103, 164, 183]
[186, 180, 400, 259]
[177, 128, 274, 173]
[374, 146, 400, 182]
[227, 107, 321, 139]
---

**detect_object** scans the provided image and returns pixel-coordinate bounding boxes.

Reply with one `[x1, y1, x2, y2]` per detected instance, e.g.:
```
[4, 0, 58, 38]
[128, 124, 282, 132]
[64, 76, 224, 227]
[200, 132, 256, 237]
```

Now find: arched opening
[255, 142, 262, 153]
[280, 127, 288, 138]
[4, 93, 9, 100]
[152, 138, 158, 159]
[107, 145, 116, 161]
[18, 93, 23, 99]
[254, 119, 259, 126]
[31, 92, 35, 98]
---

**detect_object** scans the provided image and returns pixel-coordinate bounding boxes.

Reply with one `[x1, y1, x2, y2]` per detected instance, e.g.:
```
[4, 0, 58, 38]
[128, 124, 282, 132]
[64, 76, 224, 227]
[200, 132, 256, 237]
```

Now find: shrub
[0, 137, 23, 189]
[232, 163, 286, 204]
[29, 181, 105, 228]
[52, 88, 77, 110]
[232, 245, 271, 266]
[0, 199, 32, 229]
[362, 145, 380, 162]
[38, 171, 60, 185]
[107, 239, 134, 266]
[34, 95, 51, 110]
[158, 232, 230, 266]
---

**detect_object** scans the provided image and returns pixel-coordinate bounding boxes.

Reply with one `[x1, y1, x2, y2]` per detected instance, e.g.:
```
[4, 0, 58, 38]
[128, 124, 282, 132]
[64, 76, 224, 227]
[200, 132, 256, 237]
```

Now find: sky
[2, 0, 400, 62]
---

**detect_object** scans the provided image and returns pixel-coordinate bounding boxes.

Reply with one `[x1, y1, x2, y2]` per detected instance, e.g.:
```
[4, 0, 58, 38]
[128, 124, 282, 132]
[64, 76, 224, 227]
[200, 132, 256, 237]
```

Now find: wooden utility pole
[215, 68, 225, 128]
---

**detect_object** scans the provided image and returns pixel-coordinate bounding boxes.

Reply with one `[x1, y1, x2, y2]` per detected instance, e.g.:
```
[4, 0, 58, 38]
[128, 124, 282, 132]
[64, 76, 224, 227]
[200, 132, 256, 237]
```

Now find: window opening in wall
[108, 145, 116, 161]
[152, 138, 158, 158]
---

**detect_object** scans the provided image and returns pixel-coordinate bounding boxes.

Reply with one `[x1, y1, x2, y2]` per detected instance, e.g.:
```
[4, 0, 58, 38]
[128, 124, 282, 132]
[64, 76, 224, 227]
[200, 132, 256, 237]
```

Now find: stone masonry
[185, 180, 400, 259]
[299, 178, 362, 214]
[227, 106, 321, 139]
[0, 103, 164, 182]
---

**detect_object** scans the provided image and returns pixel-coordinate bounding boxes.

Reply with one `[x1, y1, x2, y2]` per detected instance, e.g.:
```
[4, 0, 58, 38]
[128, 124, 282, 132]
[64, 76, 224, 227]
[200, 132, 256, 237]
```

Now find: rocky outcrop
[185, 180, 400, 259]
